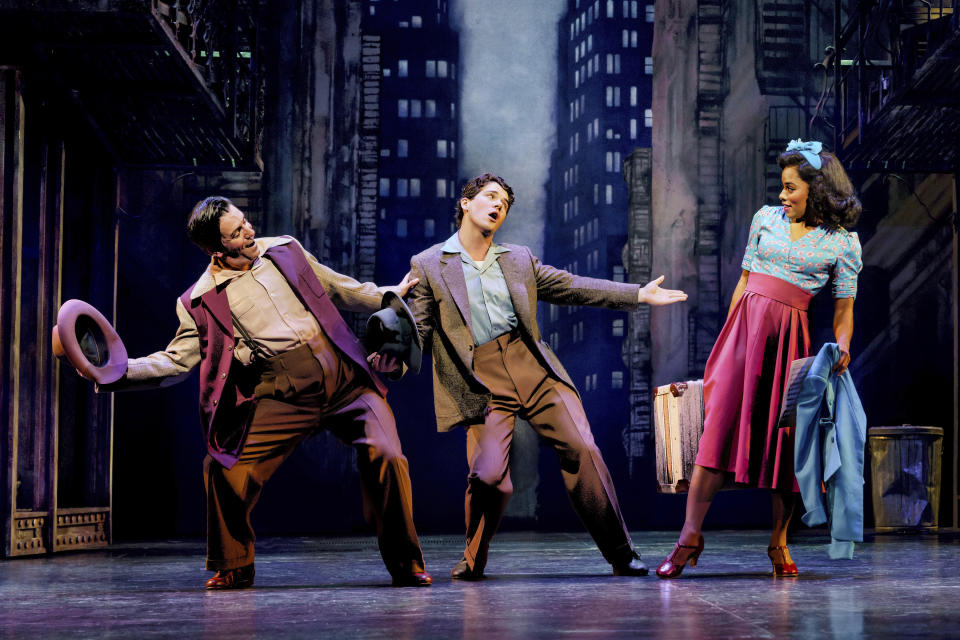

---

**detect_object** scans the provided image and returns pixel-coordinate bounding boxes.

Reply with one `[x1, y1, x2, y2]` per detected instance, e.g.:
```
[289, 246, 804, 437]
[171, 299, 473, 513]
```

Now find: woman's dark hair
[187, 196, 233, 254]
[455, 173, 515, 227]
[777, 150, 861, 230]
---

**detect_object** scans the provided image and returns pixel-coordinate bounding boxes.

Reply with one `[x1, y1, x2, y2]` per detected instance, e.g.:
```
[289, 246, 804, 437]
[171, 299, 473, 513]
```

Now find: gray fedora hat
[51, 299, 128, 384]
[365, 291, 422, 374]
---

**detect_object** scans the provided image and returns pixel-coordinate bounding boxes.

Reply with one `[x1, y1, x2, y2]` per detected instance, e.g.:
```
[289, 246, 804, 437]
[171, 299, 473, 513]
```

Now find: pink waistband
[744, 272, 812, 311]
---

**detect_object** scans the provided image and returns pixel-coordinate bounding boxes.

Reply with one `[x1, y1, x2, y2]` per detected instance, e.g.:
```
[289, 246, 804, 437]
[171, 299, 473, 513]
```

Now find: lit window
[398, 60, 408, 77]
[398, 99, 408, 117]
[613, 265, 626, 282]
[645, 56, 653, 74]
[607, 0, 614, 18]
[606, 184, 613, 204]
[438, 60, 448, 77]
[606, 86, 613, 106]
[426, 100, 436, 117]
[411, 100, 422, 117]
[594, 183, 599, 204]
[396, 218, 408, 237]
[606, 53, 613, 74]
[606, 151, 613, 172]
[379, 178, 390, 197]
[450, 141, 456, 158]
[631, 86, 637, 106]
[451, 102, 456, 119]
[436, 178, 447, 198]
[398, 139, 408, 157]
[426, 60, 436, 77]
[410, 179, 421, 197]
[623, 0, 629, 16]
[383, 68, 391, 77]
[632, 30, 638, 47]
[380, 148, 390, 157]
[613, 318, 625, 337]
[399, 20, 409, 28]
[412, 15, 422, 27]
[612, 370, 624, 389]
[425, 219, 435, 237]
[645, 108, 653, 127]
[622, 29, 629, 47]
[588, 34, 593, 51]
[437, 140, 448, 158]
[630, 118, 637, 139]
[397, 179, 408, 198]
[646, 4, 654, 22]
[632, 1, 638, 18]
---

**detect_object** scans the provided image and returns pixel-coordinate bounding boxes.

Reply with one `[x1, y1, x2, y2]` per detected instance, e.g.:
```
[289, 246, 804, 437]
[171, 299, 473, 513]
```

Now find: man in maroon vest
[102, 196, 431, 589]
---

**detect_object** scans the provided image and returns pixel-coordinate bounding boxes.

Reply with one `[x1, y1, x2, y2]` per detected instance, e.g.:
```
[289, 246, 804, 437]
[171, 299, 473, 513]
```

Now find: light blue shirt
[442, 232, 518, 345]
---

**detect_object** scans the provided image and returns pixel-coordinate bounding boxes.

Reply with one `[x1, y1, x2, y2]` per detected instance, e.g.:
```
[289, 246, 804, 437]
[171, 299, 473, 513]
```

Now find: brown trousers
[204, 339, 425, 578]
[464, 329, 636, 572]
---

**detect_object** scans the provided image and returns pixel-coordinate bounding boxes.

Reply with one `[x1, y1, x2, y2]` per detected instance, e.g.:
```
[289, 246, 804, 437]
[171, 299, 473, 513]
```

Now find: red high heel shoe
[656, 535, 705, 579]
[767, 545, 799, 577]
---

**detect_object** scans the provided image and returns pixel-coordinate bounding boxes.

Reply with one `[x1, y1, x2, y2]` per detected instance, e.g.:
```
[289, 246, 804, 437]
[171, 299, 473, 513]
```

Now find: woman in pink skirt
[656, 140, 863, 578]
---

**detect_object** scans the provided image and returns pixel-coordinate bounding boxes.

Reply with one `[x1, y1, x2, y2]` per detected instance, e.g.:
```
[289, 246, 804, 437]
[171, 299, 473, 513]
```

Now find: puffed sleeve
[740, 206, 767, 271]
[832, 231, 862, 298]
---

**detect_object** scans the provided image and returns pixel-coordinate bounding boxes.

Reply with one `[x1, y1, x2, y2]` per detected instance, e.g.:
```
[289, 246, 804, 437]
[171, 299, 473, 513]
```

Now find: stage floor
[1, 530, 957, 639]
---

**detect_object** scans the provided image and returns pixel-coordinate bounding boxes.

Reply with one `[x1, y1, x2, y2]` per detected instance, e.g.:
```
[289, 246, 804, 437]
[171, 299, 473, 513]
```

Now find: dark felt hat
[51, 299, 128, 384]
[365, 291, 422, 374]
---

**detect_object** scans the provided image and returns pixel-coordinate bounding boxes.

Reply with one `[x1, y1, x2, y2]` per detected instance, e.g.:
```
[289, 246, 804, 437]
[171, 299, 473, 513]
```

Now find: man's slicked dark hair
[455, 173, 515, 227]
[187, 196, 233, 254]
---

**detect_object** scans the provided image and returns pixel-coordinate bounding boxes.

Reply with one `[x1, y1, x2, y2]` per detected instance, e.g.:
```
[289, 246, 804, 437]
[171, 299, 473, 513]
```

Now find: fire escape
[0, 0, 262, 558]
[0, 0, 263, 169]
[825, 0, 959, 527]
[690, 0, 726, 374]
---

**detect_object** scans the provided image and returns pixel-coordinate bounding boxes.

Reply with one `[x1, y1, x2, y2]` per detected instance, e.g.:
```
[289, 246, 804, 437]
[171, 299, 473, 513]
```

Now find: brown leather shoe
[392, 571, 434, 587]
[450, 557, 484, 580]
[205, 564, 255, 590]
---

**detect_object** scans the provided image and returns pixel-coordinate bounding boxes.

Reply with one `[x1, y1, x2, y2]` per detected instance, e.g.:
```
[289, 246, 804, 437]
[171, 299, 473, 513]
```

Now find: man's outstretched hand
[387, 272, 420, 298]
[639, 275, 688, 306]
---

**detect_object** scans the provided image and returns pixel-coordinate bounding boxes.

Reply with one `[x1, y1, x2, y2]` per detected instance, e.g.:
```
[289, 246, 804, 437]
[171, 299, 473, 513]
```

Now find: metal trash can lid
[868, 425, 943, 437]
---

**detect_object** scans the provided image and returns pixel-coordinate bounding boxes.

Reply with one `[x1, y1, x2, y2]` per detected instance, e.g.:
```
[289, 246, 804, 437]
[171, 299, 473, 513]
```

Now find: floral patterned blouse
[741, 205, 862, 298]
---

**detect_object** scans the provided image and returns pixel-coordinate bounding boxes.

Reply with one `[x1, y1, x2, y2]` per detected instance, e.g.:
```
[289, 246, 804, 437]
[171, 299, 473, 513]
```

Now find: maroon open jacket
[179, 241, 386, 468]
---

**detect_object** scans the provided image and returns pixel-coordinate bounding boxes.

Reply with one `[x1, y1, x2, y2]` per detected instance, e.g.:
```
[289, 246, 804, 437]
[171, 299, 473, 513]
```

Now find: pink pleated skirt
[694, 272, 812, 490]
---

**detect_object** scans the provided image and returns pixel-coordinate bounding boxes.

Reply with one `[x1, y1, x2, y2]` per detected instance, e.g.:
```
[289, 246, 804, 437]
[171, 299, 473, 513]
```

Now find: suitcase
[653, 380, 704, 493]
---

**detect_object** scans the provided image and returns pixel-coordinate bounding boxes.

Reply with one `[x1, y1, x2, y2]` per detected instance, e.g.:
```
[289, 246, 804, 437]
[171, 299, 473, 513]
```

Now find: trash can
[868, 426, 944, 532]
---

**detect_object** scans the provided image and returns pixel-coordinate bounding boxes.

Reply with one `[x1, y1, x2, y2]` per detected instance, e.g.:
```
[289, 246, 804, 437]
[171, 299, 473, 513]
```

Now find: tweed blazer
[407, 241, 641, 432]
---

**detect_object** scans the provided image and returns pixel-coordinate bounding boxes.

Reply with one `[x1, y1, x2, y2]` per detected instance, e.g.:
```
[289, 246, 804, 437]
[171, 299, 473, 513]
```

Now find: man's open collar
[189, 236, 293, 299]
[441, 231, 510, 263]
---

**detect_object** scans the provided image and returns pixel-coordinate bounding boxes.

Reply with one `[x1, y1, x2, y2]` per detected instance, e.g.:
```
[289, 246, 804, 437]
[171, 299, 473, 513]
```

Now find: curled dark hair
[778, 150, 861, 230]
[187, 196, 233, 254]
[455, 173, 515, 227]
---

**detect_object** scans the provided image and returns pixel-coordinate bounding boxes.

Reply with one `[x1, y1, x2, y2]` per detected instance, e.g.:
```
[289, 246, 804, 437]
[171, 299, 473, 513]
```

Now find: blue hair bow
[785, 139, 823, 170]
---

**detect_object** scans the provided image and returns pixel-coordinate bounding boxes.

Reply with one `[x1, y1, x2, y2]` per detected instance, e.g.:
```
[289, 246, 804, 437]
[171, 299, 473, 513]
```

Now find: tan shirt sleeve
[298, 240, 389, 314]
[100, 297, 201, 392]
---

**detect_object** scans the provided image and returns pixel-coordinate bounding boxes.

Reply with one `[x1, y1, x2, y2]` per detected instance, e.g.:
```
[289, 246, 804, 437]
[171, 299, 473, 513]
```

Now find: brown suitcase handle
[670, 382, 688, 397]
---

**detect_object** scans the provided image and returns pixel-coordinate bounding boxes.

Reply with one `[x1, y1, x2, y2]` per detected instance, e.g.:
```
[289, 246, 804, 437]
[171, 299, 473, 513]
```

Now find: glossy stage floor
[1, 530, 958, 639]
